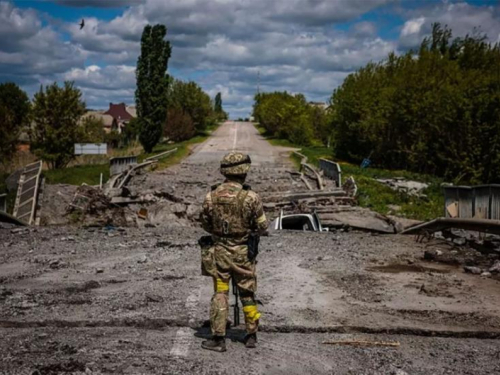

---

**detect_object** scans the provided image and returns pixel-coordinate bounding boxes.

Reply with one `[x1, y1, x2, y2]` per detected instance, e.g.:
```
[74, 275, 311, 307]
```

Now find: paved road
[185, 121, 293, 166]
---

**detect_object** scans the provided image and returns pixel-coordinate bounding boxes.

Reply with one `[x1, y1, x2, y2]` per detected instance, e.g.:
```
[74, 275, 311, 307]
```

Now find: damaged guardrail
[319, 159, 341, 187]
[12, 161, 43, 226]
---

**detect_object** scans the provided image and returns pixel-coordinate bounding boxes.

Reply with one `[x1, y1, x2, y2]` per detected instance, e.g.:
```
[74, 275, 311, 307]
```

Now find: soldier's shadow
[193, 320, 247, 343]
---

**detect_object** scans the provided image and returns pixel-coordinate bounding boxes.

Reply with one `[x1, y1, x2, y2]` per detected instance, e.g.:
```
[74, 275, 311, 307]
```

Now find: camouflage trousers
[207, 243, 261, 337]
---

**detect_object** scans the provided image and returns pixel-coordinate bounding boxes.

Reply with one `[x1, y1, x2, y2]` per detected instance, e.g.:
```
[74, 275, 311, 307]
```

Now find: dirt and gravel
[1, 122, 500, 374]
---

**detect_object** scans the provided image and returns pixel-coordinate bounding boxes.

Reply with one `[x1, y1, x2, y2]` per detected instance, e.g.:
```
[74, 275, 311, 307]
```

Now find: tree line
[331, 23, 500, 184]
[253, 92, 329, 146]
[253, 24, 500, 184]
[0, 23, 227, 171]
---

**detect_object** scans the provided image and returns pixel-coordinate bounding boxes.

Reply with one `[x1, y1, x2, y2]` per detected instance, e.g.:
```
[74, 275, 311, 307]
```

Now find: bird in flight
[79, 19, 85, 30]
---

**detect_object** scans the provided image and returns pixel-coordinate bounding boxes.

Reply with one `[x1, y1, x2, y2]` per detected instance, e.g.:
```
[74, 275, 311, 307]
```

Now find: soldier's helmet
[220, 152, 251, 176]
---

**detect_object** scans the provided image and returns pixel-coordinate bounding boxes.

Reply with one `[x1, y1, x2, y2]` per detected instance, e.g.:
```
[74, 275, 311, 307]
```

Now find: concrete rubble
[376, 177, 429, 197]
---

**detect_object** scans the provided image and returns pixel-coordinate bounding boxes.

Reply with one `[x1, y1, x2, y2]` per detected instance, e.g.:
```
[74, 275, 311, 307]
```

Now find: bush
[253, 92, 327, 146]
[164, 108, 196, 142]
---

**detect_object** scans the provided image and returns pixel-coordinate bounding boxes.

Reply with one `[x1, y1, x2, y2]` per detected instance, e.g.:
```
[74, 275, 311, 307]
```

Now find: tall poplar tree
[135, 24, 171, 153]
[214, 92, 222, 113]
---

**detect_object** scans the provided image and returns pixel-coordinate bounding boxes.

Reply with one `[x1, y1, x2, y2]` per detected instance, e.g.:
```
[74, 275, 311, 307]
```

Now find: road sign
[74, 143, 107, 155]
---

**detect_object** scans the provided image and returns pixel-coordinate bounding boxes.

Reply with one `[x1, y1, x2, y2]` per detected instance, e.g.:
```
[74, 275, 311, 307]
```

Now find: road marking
[169, 288, 201, 357]
[232, 122, 238, 151]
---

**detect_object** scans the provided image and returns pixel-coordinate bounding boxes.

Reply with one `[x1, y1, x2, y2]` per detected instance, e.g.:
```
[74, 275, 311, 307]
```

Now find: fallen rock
[137, 256, 148, 264]
[453, 237, 467, 246]
[464, 266, 482, 275]
[96, 268, 104, 274]
[424, 249, 442, 261]
[489, 261, 500, 273]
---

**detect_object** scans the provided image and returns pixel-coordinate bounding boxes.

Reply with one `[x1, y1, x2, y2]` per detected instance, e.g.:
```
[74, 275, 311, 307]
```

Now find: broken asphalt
[1, 122, 500, 375]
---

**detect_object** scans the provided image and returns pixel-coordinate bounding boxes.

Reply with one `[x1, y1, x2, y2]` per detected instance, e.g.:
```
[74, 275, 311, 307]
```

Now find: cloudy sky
[1, 0, 499, 118]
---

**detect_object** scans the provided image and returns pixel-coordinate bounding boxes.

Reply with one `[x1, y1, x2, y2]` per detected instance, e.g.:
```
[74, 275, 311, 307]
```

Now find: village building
[82, 103, 136, 134]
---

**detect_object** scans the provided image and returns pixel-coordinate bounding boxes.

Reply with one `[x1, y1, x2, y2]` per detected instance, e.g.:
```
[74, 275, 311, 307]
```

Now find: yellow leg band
[257, 214, 267, 224]
[215, 279, 229, 292]
[243, 305, 261, 322]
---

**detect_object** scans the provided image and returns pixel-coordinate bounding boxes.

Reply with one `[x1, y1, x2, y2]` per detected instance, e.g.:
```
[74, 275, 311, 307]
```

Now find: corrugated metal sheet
[443, 184, 500, 221]
[444, 186, 460, 218]
[458, 187, 474, 218]
[490, 185, 500, 220]
[474, 185, 491, 219]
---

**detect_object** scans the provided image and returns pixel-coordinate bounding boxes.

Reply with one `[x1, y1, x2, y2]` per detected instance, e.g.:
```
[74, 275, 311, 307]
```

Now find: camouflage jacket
[200, 181, 268, 246]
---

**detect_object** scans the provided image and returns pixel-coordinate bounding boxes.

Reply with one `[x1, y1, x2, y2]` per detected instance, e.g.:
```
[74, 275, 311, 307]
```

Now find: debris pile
[376, 177, 429, 198]
[422, 229, 500, 279]
[66, 185, 130, 227]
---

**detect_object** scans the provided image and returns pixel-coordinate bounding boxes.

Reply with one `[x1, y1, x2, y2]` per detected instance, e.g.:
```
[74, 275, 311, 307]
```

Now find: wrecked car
[270, 210, 328, 232]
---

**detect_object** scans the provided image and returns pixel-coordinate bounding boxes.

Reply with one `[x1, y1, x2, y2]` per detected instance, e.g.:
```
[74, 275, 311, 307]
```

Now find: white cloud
[401, 17, 426, 37]
[399, 3, 500, 49]
[0, 0, 498, 117]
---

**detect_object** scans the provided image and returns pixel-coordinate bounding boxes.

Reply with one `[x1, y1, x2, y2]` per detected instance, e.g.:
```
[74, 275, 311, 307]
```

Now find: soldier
[200, 152, 268, 352]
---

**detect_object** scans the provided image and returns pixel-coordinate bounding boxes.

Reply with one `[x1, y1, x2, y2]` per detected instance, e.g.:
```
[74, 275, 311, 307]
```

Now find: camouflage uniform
[200, 153, 268, 338]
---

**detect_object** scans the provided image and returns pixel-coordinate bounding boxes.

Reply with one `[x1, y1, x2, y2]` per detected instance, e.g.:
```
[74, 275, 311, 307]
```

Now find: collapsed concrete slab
[318, 206, 395, 233]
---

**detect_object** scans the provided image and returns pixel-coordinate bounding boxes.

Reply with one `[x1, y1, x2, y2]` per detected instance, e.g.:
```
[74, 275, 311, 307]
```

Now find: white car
[270, 209, 328, 232]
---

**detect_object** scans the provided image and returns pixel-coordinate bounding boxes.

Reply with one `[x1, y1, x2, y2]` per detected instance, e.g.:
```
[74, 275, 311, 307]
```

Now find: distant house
[80, 111, 115, 133]
[81, 103, 136, 134]
[104, 103, 136, 133]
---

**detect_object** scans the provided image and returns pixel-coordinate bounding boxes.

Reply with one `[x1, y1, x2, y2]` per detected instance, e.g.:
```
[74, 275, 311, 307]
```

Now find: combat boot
[201, 336, 226, 352]
[244, 333, 257, 348]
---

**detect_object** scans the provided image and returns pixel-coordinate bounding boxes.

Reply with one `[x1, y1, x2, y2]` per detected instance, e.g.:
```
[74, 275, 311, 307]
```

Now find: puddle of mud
[368, 264, 453, 274]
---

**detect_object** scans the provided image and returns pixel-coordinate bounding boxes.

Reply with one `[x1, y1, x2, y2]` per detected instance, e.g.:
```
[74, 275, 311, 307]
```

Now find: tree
[31, 82, 86, 169]
[135, 24, 172, 153]
[329, 23, 500, 184]
[253, 91, 316, 145]
[164, 107, 196, 142]
[121, 117, 141, 146]
[213, 92, 228, 120]
[0, 83, 30, 168]
[167, 79, 214, 133]
[79, 116, 106, 143]
[214, 92, 222, 113]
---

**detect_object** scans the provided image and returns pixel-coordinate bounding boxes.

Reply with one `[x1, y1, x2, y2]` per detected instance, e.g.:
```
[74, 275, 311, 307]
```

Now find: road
[1, 122, 500, 374]
[185, 121, 292, 166]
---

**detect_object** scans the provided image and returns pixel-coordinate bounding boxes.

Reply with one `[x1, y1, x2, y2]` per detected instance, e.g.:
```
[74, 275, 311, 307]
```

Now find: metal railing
[319, 159, 342, 187]
[12, 161, 43, 225]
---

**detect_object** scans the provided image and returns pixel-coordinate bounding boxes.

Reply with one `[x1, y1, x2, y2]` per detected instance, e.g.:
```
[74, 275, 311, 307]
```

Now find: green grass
[45, 164, 110, 186]
[44, 123, 221, 186]
[255, 124, 444, 221]
[139, 134, 209, 170]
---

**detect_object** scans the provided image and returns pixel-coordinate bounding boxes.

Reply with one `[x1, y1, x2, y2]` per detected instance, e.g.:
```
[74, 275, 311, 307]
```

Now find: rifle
[232, 277, 240, 326]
